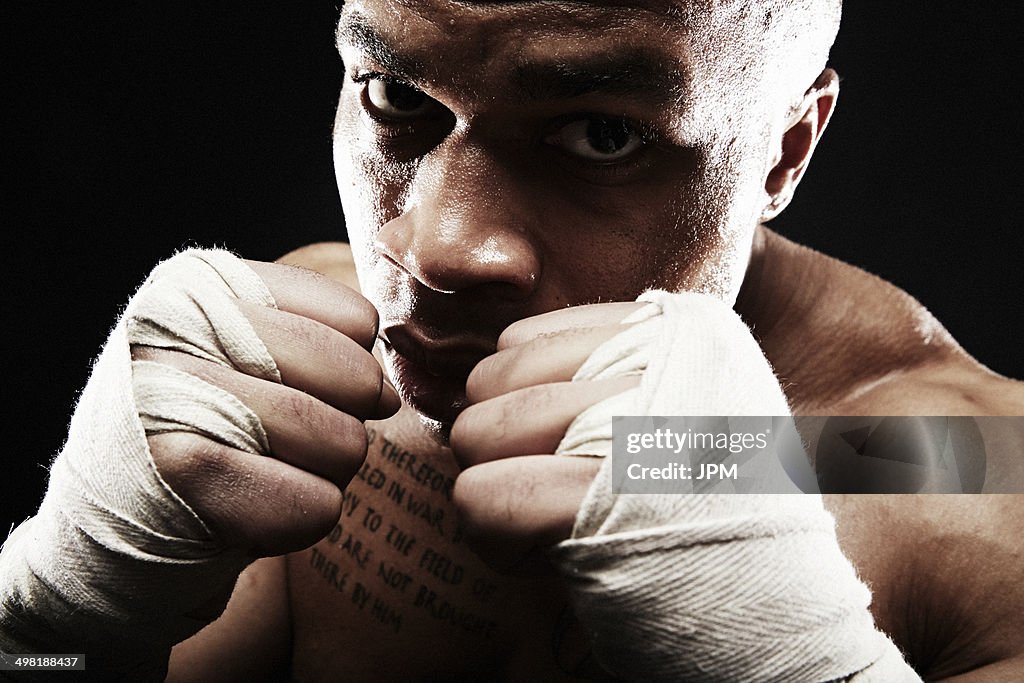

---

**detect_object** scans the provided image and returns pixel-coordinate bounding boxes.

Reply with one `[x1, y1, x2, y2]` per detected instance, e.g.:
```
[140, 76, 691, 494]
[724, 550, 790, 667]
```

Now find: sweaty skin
[169, 233, 1024, 682]
[168, 1, 1024, 679]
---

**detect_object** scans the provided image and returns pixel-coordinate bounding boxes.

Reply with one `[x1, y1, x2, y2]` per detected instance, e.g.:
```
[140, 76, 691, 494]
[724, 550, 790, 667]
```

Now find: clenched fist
[450, 301, 644, 572]
[137, 259, 400, 557]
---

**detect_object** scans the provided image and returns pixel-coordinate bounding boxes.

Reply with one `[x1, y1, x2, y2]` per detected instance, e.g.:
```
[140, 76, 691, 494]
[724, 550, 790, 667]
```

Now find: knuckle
[497, 319, 531, 350]
[173, 435, 233, 478]
[452, 468, 497, 540]
[239, 476, 342, 554]
[343, 295, 379, 349]
[320, 407, 362, 447]
[351, 353, 385, 402]
[324, 415, 369, 482]
[306, 317, 352, 363]
[348, 421, 370, 458]
[297, 482, 344, 538]
[256, 304, 331, 360]
[362, 302, 380, 342]
[465, 357, 495, 403]
[449, 405, 490, 463]
[453, 465, 536, 574]
[148, 431, 200, 465]
[315, 339, 379, 412]
[497, 384, 552, 426]
[250, 478, 344, 554]
[283, 389, 322, 431]
[287, 320, 333, 367]
[148, 432, 236, 498]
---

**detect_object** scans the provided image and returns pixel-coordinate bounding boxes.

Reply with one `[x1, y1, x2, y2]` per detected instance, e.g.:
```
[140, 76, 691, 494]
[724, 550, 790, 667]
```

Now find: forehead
[338, 0, 757, 49]
[337, 1, 715, 99]
[338, 0, 775, 142]
[342, 0, 681, 34]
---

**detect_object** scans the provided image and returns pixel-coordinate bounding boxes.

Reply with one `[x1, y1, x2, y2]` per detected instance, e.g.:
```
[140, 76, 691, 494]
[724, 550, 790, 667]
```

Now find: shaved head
[740, 0, 842, 105]
[663, 0, 842, 128]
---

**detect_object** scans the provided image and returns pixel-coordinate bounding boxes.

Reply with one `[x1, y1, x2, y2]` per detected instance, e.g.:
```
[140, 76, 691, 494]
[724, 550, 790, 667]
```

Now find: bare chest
[286, 422, 598, 682]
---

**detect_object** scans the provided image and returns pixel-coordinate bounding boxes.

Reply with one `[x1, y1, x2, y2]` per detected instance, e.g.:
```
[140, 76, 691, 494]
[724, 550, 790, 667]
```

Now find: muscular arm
[830, 493, 1024, 681]
[826, 353, 1024, 678]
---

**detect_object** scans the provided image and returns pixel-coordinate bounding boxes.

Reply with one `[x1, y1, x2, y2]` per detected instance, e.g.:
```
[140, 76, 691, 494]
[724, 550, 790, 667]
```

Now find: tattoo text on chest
[303, 427, 501, 639]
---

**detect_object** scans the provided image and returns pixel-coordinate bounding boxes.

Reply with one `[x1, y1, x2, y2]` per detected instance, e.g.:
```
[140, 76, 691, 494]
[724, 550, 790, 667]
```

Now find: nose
[374, 143, 541, 298]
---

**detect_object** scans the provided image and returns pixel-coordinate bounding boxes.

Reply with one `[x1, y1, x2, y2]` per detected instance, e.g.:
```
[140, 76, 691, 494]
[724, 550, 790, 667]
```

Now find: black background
[5, 3, 1023, 527]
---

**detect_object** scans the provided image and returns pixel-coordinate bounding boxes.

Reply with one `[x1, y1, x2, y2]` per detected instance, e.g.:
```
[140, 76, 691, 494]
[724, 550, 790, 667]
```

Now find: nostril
[487, 278, 536, 302]
[375, 208, 541, 297]
[377, 243, 459, 295]
[377, 249, 405, 273]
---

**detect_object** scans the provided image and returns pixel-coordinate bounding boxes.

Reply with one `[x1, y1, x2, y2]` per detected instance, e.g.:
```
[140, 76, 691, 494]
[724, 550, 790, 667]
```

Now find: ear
[761, 68, 839, 221]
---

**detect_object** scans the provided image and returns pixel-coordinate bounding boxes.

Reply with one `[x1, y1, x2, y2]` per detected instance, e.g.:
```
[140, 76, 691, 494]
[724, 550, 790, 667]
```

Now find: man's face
[334, 0, 781, 426]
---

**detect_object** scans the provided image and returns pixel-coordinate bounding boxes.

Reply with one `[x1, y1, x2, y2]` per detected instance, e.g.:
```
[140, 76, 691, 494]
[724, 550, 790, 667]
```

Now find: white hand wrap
[1, 250, 277, 668]
[551, 290, 920, 682]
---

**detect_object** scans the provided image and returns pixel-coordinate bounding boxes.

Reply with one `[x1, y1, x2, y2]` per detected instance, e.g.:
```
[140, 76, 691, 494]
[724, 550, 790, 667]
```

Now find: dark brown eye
[545, 116, 645, 161]
[365, 78, 433, 119]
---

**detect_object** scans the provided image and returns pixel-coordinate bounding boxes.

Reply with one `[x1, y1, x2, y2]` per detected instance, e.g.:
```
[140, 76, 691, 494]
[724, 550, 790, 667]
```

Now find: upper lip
[381, 325, 494, 378]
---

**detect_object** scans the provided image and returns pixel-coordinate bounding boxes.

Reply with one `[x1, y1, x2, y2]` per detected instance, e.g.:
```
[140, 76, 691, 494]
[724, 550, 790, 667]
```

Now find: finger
[149, 432, 343, 557]
[467, 324, 627, 403]
[453, 455, 601, 574]
[236, 300, 399, 418]
[244, 259, 379, 350]
[135, 348, 369, 490]
[451, 375, 639, 468]
[497, 301, 645, 350]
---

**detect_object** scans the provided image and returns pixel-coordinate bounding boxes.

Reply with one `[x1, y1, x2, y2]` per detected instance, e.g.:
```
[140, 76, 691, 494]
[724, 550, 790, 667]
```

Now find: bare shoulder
[168, 556, 291, 681]
[841, 354, 1024, 416]
[824, 259, 1024, 415]
[277, 241, 360, 291]
[743, 228, 1024, 415]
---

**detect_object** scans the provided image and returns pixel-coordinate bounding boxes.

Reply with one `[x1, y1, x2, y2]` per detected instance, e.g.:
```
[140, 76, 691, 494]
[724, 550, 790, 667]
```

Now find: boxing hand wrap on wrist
[1, 250, 278, 670]
[551, 290, 921, 682]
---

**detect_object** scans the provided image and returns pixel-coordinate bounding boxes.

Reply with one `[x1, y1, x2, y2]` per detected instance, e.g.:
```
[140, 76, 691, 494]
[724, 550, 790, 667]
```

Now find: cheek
[695, 138, 774, 299]
[661, 166, 753, 300]
[521, 153, 730, 306]
[618, 149, 758, 301]
[332, 98, 415, 266]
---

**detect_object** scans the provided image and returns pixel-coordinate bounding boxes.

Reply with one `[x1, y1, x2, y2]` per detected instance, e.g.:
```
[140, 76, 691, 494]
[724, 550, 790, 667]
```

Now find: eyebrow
[336, 13, 685, 105]
[336, 14, 428, 83]
[511, 54, 683, 103]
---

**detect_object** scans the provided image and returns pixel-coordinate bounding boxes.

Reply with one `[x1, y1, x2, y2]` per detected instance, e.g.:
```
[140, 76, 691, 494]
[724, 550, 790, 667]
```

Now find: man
[3, 1, 1023, 680]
